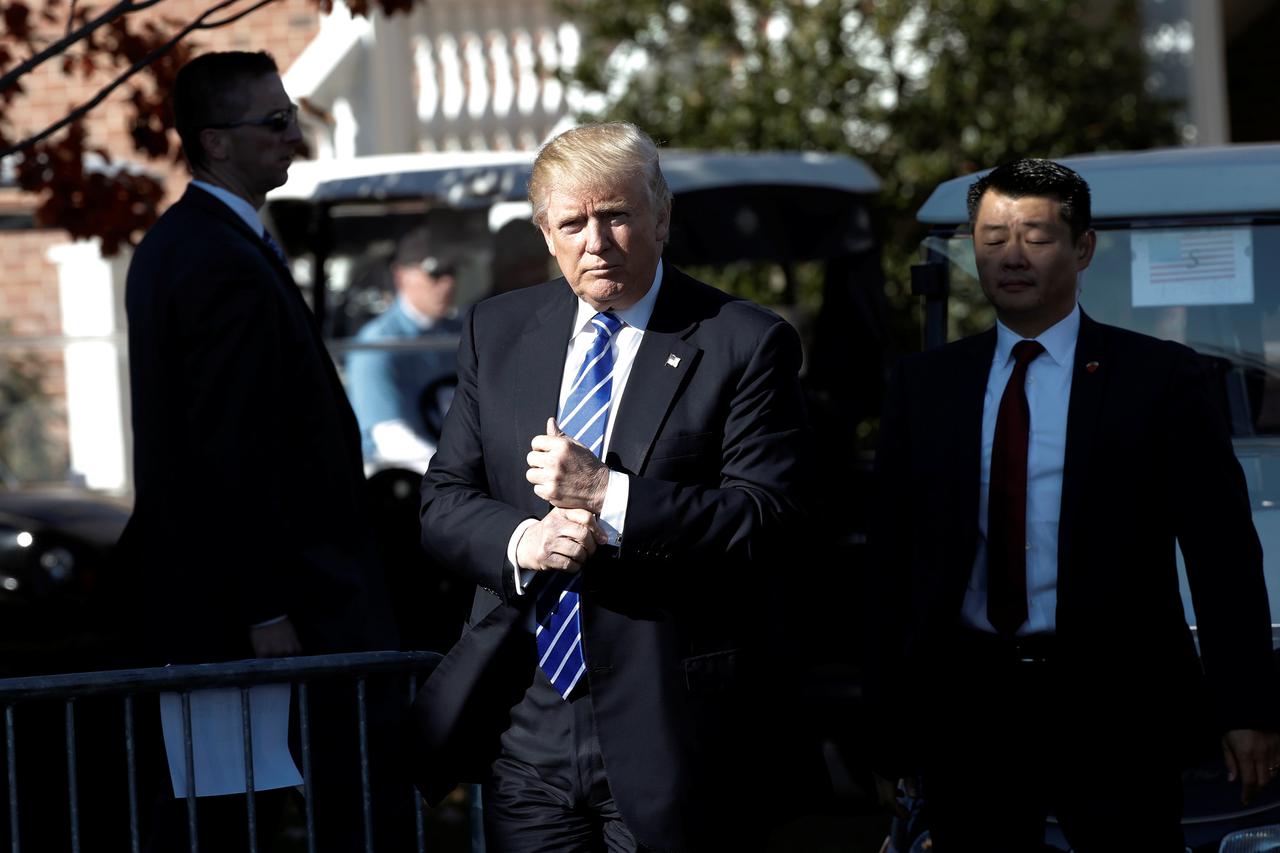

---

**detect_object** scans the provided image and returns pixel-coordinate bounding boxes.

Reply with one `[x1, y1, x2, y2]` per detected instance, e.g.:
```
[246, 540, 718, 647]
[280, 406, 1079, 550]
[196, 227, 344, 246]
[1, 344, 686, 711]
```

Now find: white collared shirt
[191, 180, 267, 236]
[507, 260, 665, 592]
[962, 303, 1080, 634]
[398, 295, 458, 331]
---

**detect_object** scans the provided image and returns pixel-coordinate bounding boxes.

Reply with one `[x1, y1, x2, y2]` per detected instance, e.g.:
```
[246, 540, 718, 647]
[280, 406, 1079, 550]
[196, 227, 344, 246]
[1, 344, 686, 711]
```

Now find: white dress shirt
[507, 261, 665, 594]
[191, 180, 267, 236]
[962, 304, 1080, 635]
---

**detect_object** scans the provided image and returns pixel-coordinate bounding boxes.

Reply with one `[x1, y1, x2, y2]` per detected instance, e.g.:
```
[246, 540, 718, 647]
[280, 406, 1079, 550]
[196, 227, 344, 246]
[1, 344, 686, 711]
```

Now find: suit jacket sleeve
[420, 305, 530, 600]
[620, 316, 808, 563]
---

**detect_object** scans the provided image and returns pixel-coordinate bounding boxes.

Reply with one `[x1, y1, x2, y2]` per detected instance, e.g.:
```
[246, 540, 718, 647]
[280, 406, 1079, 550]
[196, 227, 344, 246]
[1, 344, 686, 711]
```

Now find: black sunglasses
[421, 257, 458, 278]
[205, 103, 298, 133]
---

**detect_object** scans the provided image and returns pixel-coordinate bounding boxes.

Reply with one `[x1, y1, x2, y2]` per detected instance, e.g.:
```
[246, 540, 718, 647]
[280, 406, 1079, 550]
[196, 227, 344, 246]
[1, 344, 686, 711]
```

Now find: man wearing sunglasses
[347, 225, 463, 473]
[122, 51, 404, 851]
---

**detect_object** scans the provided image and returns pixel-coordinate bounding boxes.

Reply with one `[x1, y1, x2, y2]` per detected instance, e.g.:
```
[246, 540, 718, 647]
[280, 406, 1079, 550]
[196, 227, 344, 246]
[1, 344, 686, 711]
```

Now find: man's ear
[538, 220, 555, 255]
[1075, 229, 1097, 271]
[655, 200, 671, 243]
[198, 127, 227, 164]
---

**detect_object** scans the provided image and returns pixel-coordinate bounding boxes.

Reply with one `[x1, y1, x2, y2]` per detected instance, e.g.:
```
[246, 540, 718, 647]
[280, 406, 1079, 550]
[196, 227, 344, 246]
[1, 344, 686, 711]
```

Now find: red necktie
[987, 339, 1045, 635]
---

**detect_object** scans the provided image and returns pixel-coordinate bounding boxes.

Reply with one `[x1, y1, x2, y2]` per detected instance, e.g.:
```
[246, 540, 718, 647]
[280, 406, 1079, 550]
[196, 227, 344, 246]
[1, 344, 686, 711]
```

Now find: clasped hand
[526, 417, 609, 514]
[518, 418, 610, 573]
[515, 506, 607, 573]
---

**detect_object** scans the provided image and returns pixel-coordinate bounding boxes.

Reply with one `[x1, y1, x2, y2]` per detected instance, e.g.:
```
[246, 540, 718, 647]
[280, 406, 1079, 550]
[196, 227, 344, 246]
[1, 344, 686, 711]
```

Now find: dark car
[0, 488, 131, 677]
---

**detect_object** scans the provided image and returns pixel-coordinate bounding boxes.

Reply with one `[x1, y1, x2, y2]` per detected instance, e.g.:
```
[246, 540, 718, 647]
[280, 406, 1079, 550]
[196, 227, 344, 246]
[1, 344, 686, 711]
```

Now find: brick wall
[12, 0, 322, 211]
[0, 230, 64, 338]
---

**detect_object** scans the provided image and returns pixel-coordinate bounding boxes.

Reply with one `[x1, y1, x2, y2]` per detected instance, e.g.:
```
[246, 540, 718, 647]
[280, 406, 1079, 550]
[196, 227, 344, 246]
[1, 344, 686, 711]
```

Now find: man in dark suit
[867, 158, 1280, 850]
[413, 122, 808, 851]
[121, 51, 401, 850]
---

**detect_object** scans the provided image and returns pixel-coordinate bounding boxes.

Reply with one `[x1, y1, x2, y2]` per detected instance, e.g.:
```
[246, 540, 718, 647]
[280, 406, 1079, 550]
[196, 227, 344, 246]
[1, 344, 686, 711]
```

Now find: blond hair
[528, 122, 672, 225]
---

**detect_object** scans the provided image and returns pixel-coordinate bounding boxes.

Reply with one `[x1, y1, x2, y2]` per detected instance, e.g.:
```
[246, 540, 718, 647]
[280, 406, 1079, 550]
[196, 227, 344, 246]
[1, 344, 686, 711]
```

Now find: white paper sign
[159, 684, 303, 798]
[1131, 228, 1254, 308]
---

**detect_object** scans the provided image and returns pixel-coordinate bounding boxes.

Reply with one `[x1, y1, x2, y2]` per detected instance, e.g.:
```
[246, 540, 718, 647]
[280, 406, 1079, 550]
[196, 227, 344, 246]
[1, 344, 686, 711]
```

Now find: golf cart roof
[271, 149, 881, 206]
[916, 143, 1280, 225]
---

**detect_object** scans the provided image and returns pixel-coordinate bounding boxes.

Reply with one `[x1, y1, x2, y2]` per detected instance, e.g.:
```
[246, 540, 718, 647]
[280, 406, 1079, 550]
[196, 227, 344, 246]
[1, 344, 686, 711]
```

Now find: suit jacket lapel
[515, 282, 578, 486]
[183, 184, 296, 287]
[948, 328, 995, 597]
[185, 184, 366, 460]
[959, 327, 995, 509]
[606, 268, 698, 475]
[1058, 310, 1107, 579]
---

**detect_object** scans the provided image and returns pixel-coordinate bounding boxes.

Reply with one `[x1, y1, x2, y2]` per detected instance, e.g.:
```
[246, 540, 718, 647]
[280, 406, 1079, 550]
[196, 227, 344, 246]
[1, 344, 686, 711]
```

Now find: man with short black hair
[868, 157, 1280, 851]
[122, 50, 403, 851]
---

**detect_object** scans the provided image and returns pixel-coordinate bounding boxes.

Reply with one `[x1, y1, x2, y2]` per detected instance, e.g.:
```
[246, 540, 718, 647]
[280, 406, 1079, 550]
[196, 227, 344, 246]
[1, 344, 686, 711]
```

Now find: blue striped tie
[536, 311, 622, 698]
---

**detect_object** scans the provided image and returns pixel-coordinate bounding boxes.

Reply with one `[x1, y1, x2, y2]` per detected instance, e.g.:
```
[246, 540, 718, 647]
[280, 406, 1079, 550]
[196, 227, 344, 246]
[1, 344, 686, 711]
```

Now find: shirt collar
[397, 295, 438, 331]
[191, 180, 265, 237]
[569, 258, 664, 337]
[994, 302, 1081, 368]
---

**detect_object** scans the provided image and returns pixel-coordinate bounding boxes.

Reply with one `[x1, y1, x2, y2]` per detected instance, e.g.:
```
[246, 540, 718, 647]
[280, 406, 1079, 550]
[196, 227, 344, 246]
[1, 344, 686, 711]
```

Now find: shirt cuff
[507, 518, 540, 595]
[598, 470, 629, 547]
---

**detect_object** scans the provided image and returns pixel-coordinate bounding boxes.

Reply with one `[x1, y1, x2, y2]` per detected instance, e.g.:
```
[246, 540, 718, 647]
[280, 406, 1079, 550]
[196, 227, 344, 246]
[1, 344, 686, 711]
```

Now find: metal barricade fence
[0, 650, 475, 853]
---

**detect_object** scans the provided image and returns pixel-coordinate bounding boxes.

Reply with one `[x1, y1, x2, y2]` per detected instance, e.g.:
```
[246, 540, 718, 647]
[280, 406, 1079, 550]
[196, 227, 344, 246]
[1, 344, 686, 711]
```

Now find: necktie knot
[591, 311, 623, 339]
[1011, 339, 1045, 368]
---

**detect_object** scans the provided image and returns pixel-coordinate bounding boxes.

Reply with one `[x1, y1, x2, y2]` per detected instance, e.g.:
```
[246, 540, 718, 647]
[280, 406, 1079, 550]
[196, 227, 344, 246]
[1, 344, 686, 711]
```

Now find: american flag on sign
[1148, 231, 1237, 283]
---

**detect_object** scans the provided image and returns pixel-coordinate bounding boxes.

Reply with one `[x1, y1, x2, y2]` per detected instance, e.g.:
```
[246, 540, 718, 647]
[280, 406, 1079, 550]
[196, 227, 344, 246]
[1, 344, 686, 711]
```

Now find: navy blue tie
[536, 312, 623, 698]
[262, 228, 287, 266]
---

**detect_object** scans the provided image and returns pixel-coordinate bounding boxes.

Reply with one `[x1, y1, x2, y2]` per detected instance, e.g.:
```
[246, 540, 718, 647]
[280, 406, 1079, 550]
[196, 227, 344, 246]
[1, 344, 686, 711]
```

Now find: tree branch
[0, 0, 168, 97]
[0, 0, 280, 159]
[199, 0, 277, 28]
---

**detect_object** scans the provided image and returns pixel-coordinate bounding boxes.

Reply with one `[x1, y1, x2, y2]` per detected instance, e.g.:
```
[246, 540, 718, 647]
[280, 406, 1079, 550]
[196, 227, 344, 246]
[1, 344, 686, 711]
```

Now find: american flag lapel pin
[1086, 361, 1100, 373]
[666, 354, 681, 368]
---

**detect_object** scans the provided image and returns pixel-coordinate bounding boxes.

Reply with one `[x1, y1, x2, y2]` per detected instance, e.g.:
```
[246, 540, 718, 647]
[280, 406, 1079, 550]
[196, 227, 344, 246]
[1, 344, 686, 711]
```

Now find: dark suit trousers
[482, 649, 644, 853]
[921, 630, 1185, 853]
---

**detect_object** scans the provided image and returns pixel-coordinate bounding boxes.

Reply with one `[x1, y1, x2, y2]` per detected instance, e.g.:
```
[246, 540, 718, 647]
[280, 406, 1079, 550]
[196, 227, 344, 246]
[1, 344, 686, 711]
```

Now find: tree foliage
[560, 0, 1179, 344]
[0, 0, 414, 254]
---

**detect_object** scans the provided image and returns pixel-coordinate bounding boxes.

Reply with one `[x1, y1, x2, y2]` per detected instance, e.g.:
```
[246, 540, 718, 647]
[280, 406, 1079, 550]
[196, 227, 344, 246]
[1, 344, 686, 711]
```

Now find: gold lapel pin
[666, 354, 681, 368]
[1086, 361, 1100, 373]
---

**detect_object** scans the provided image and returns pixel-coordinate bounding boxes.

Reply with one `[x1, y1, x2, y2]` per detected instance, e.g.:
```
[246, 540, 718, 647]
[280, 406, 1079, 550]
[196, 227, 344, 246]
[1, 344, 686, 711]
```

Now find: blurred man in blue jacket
[347, 226, 462, 471]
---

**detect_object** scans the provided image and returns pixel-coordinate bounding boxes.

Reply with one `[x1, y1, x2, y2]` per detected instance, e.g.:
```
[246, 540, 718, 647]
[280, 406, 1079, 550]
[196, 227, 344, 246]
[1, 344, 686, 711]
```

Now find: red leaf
[4, 3, 31, 40]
